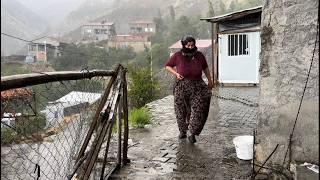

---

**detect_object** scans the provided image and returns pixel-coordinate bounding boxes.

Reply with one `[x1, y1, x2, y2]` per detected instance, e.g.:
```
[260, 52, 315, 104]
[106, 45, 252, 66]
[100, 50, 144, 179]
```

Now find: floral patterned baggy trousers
[173, 79, 212, 135]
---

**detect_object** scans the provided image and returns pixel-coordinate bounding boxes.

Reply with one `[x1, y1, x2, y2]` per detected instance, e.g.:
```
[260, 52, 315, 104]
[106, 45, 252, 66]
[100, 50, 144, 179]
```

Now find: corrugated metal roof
[169, 39, 212, 49]
[30, 36, 69, 46]
[200, 6, 262, 23]
[54, 91, 102, 105]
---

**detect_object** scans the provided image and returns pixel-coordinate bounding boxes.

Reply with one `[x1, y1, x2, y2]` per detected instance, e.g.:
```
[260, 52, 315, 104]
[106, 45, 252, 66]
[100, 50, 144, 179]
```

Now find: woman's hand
[203, 68, 213, 90]
[165, 66, 184, 80]
[175, 73, 184, 80]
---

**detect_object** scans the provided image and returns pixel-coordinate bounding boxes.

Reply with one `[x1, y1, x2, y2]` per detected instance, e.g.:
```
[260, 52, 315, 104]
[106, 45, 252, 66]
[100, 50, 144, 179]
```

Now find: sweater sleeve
[165, 53, 177, 67]
[200, 52, 208, 70]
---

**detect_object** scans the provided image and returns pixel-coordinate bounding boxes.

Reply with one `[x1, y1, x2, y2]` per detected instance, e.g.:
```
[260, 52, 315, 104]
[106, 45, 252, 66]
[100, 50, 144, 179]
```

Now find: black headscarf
[181, 35, 198, 57]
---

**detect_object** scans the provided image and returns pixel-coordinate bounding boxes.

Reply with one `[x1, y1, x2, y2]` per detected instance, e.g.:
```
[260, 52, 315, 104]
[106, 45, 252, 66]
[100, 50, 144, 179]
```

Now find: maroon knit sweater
[165, 51, 208, 80]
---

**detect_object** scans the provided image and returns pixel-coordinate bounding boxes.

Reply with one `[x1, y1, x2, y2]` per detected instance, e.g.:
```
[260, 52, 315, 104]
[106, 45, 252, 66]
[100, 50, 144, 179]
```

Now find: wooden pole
[117, 95, 122, 166]
[122, 68, 129, 165]
[99, 120, 113, 180]
[212, 22, 219, 87]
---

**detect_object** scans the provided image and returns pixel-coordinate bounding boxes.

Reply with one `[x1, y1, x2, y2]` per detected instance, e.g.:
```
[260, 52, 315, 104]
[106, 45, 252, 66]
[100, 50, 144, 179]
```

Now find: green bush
[15, 114, 46, 135]
[129, 108, 151, 128]
[128, 65, 160, 108]
[1, 128, 18, 145]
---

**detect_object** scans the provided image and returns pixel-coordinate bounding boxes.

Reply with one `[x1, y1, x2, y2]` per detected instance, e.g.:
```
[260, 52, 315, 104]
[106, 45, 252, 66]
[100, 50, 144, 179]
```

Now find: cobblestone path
[111, 87, 259, 179]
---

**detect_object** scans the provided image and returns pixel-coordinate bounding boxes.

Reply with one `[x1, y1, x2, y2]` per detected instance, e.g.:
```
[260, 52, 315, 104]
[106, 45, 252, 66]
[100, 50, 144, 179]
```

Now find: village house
[106, 20, 155, 52]
[41, 91, 101, 128]
[81, 21, 116, 42]
[27, 36, 68, 63]
[129, 20, 156, 36]
[108, 34, 151, 52]
[1, 88, 33, 128]
[201, 6, 262, 86]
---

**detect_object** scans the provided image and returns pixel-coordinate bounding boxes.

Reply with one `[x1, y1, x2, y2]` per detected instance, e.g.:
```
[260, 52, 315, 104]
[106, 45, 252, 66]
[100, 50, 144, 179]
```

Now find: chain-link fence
[1, 66, 129, 180]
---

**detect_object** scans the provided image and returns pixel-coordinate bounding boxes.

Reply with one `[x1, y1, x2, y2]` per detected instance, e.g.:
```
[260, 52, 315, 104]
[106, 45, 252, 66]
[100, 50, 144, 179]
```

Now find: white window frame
[227, 34, 249, 56]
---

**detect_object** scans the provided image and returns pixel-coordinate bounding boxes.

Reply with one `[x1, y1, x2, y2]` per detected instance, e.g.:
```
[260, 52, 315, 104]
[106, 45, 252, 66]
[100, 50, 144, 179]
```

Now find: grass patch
[129, 107, 151, 128]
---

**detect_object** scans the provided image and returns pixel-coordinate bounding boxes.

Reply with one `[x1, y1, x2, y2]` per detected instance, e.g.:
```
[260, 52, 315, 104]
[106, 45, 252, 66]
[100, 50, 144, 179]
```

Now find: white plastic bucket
[233, 135, 254, 160]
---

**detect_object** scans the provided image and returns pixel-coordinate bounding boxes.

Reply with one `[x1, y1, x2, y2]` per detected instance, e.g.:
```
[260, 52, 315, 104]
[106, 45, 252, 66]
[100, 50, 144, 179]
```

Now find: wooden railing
[1, 64, 129, 180]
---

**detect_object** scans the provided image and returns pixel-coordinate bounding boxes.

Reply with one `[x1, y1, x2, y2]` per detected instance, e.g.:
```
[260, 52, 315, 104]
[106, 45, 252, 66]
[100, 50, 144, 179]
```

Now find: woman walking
[165, 35, 213, 143]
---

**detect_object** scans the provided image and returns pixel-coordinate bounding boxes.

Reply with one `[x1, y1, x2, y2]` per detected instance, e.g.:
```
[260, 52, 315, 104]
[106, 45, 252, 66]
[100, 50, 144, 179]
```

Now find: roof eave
[200, 6, 262, 23]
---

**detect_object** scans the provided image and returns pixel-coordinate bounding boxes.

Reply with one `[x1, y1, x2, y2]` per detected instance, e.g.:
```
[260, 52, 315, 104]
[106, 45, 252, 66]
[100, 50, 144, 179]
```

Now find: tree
[219, 1, 226, 15]
[52, 44, 88, 71]
[247, 0, 263, 7]
[207, 0, 215, 17]
[151, 17, 168, 44]
[169, 16, 198, 44]
[150, 43, 169, 72]
[229, 0, 236, 12]
[169, 5, 175, 21]
[191, 15, 211, 39]
[52, 44, 136, 71]
[127, 65, 160, 108]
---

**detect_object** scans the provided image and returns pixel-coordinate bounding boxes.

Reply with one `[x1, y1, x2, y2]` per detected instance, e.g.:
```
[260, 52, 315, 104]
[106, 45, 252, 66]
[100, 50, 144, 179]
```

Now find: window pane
[246, 35, 249, 55]
[235, 35, 238, 56]
[231, 35, 235, 56]
[228, 34, 250, 56]
[239, 34, 243, 55]
[228, 35, 231, 56]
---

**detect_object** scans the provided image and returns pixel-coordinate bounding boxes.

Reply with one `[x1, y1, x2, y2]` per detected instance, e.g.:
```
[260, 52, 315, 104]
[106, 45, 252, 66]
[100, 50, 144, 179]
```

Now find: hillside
[59, 0, 223, 37]
[58, 0, 262, 41]
[1, 0, 48, 55]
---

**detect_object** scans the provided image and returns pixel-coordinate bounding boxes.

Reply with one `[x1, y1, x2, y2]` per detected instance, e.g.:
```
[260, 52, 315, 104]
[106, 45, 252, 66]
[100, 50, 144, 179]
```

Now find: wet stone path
[111, 87, 259, 179]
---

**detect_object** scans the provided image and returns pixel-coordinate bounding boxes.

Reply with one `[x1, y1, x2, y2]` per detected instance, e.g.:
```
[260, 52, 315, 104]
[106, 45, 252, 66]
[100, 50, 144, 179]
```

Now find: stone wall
[256, 0, 319, 167]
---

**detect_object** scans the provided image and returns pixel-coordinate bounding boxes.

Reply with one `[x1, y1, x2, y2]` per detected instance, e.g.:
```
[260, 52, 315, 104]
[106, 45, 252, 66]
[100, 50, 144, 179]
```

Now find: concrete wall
[256, 0, 319, 167]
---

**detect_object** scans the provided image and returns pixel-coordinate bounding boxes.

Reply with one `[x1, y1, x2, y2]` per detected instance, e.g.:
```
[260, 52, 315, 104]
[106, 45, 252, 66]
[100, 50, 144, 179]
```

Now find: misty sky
[17, 0, 86, 25]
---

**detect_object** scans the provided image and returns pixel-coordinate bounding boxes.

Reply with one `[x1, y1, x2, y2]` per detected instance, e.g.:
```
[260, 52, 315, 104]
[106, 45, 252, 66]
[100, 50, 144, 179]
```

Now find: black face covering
[181, 46, 198, 57]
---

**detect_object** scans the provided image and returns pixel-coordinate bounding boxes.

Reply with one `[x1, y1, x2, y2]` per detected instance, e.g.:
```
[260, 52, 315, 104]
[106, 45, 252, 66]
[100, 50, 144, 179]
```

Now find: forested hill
[58, 0, 262, 39]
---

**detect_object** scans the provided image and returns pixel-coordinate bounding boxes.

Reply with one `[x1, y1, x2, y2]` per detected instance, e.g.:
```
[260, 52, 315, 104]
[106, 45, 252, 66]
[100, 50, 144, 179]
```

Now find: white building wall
[218, 31, 261, 84]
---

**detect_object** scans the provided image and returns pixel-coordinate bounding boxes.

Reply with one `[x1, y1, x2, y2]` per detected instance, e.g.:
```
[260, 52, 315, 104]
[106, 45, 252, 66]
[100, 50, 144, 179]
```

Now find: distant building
[108, 34, 151, 52]
[129, 20, 156, 36]
[27, 36, 68, 63]
[1, 88, 33, 129]
[1, 113, 22, 128]
[41, 91, 102, 128]
[25, 55, 35, 63]
[81, 21, 116, 42]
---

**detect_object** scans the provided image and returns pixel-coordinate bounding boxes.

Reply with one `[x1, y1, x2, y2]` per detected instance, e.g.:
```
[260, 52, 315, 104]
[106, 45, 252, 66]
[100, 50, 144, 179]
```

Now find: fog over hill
[1, 0, 48, 55]
[1, 0, 262, 55]
[17, 0, 86, 27]
[58, 0, 261, 40]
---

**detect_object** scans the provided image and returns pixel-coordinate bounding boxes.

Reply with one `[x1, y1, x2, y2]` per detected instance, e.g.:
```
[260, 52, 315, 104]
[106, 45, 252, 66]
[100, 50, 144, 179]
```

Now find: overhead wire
[1, 32, 111, 59]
